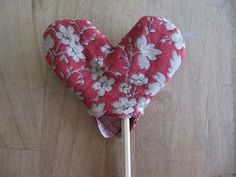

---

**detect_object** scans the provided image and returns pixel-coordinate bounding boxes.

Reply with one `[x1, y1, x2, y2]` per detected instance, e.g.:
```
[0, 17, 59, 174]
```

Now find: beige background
[0, 0, 235, 177]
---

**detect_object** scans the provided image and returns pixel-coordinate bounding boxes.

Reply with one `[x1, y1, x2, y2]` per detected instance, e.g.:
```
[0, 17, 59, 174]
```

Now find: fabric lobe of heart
[43, 16, 185, 138]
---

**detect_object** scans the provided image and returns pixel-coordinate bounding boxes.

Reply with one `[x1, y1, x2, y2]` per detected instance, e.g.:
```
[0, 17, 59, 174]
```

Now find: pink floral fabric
[43, 16, 185, 138]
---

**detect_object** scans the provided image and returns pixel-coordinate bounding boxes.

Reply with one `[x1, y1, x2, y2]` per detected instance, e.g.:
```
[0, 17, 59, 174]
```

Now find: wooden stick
[122, 118, 131, 177]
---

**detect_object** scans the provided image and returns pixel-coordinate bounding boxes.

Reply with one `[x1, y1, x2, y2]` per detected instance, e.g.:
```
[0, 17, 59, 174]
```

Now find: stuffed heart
[43, 16, 185, 138]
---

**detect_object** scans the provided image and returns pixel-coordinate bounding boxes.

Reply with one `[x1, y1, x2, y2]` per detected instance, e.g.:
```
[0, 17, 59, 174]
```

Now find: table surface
[0, 0, 235, 177]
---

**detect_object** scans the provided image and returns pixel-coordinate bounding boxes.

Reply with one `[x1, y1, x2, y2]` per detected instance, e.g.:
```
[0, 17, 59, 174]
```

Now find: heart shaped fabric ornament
[43, 16, 185, 138]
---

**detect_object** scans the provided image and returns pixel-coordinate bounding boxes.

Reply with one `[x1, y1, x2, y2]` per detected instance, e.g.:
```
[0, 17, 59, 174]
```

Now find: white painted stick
[122, 118, 131, 177]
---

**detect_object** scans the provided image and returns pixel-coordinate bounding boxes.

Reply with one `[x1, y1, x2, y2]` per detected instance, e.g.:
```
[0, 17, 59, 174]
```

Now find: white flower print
[168, 50, 181, 78]
[170, 31, 185, 50]
[119, 83, 132, 94]
[136, 35, 162, 70]
[89, 103, 105, 118]
[129, 73, 148, 86]
[90, 57, 104, 80]
[43, 35, 54, 52]
[93, 76, 115, 96]
[145, 72, 166, 96]
[162, 18, 176, 31]
[67, 42, 85, 62]
[56, 25, 80, 45]
[112, 97, 137, 114]
[100, 44, 113, 54]
[91, 57, 103, 68]
[137, 97, 150, 114]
